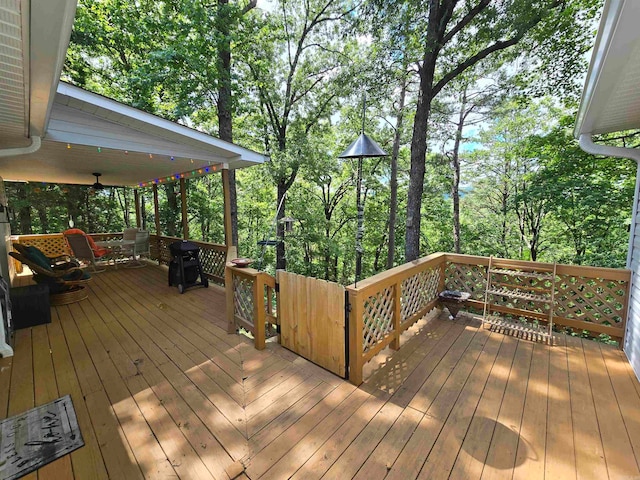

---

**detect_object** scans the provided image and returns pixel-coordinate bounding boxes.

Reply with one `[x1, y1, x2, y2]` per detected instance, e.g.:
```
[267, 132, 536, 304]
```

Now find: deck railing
[150, 234, 228, 285]
[225, 265, 276, 350]
[346, 252, 631, 385]
[11, 233, 228, 285]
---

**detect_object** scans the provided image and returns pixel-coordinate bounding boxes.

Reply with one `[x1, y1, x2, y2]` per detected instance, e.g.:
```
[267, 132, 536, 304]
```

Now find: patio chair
[65, 233, 112, 272]
[9, 251, 91, 305]
[63, 228, 111, 257]
[122, 229, 150, 268]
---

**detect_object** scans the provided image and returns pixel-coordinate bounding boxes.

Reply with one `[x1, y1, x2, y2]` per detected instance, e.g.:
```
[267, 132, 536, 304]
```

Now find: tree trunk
[216, 0, 256, 250]
[406, 52, 437, 261]
[451, 88, 467, 254]
[35, 206, 49, 234]
[387, 74, 407, 269]
[276, 181, 287, 270]
[164, 183, 179, 236]
[16, 184, 31, 234]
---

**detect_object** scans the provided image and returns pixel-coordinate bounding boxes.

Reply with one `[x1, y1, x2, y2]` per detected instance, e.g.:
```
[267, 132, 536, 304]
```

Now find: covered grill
[168, 241, 209, 293]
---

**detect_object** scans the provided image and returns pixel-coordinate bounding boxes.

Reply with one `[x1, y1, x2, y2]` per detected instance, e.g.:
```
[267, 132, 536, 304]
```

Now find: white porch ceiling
[0, 83, 268, 186]
[575, 0, 640, 136]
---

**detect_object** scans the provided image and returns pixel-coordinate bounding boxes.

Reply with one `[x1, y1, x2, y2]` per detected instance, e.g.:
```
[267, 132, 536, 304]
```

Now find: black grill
[168, 241, 209, 293]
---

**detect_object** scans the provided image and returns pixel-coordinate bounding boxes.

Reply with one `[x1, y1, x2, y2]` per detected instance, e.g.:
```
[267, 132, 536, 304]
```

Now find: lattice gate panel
[401, 268, 440, 321]
[233, 276, 255, 327]
[362, 285, 395, 353]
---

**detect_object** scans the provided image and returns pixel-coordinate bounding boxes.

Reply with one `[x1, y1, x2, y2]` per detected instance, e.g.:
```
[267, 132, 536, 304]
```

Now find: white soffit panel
[576, 0, 640, 136]
[0, 0, 26, 140]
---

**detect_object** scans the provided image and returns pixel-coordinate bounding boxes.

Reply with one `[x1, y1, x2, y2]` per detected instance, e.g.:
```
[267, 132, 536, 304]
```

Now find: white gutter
[0, 136, 42, 158]
[579, 134, 640, 269]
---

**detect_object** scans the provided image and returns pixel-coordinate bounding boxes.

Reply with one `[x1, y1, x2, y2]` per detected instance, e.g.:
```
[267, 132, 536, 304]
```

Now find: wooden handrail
[345, 252, 631, 385]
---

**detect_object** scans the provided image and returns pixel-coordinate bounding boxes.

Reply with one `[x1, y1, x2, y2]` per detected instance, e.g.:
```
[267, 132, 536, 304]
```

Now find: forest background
[6, 0, 637, 284]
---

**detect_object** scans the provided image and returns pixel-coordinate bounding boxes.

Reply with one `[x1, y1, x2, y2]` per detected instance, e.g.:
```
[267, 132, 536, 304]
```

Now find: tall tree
[216, 0, 257, 248]
[242, 0, 356, 270]
[369, 0, 601, 260]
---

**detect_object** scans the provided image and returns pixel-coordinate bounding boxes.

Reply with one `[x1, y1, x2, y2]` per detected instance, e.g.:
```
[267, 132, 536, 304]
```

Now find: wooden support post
[134, 189, 141, 228]
[348, 289, 364, 385]
[391, 281, 401, 350]
[253, 273, 266, 350]
[221, 166, 233, 249]
[180, 177, 188, 239]
[152, 184, 161, 235]
[225, 265, 236, 334]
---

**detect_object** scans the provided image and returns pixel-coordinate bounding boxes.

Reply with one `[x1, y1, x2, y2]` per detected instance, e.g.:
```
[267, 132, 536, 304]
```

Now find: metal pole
[355, 155, 364, 286]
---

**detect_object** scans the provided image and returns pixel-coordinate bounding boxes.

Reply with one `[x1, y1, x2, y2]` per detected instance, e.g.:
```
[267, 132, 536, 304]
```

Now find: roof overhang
[0, 0, 76, 147]
[575, 0, 640, 137]
[0, 82, 268, 186]
[0, 2, 268, 187]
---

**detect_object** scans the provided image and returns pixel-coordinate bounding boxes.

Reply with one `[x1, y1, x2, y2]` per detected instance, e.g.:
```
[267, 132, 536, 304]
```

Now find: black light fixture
[338, 96, 388, 285]
[92, 172, 104, 190]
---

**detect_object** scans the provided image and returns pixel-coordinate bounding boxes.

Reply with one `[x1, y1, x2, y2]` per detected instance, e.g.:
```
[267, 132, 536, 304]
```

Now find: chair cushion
[24, 246, 53, 271]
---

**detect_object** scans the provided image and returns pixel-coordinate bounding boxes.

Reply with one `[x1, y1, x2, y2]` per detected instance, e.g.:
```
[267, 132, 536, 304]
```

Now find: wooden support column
[134, 189, 141, 228]
[153, 184, 161, 262]
[221, 165, 233, 248]
[180, 177, 188, 239]
[153, 184, 161, 235]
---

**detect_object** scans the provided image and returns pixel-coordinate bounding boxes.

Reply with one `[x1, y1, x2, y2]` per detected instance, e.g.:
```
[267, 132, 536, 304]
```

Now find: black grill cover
[169, 240, 200, 257]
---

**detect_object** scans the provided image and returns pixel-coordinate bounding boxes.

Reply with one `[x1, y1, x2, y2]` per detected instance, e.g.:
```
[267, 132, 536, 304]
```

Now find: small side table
[438, 290, 471, 320]
[10, 284, 51, 329]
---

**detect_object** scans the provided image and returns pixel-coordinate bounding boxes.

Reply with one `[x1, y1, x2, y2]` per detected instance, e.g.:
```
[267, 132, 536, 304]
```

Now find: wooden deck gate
[277, 271, 346, 378]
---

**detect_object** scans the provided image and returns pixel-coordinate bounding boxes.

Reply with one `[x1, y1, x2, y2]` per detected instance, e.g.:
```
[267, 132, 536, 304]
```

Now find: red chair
[63, 228, 111, 257]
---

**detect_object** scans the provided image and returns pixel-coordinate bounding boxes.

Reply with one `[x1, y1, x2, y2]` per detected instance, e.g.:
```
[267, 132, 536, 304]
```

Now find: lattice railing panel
[198, 247, 226, 279]
[150, 235, 227, 284]
[445, 262, 487, 301]
[233, 275, 255, 327]
[401, 268, 440, 321]
[15, 234, 70, 257]
[362, 285, 395, 353]
[555, 275, 627, 326]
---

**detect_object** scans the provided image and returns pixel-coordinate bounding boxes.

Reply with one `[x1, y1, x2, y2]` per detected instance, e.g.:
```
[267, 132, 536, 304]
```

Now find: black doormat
[0, 395, 84, 480]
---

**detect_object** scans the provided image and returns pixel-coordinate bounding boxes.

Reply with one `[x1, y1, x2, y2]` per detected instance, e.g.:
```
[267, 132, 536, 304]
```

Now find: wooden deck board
[3, 265, 640, 480]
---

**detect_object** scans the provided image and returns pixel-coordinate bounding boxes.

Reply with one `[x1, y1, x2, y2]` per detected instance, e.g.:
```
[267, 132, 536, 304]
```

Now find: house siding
[625, 199, 640, 382]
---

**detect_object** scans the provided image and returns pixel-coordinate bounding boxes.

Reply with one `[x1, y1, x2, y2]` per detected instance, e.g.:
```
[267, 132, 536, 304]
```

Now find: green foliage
[14, 0, 624, 287]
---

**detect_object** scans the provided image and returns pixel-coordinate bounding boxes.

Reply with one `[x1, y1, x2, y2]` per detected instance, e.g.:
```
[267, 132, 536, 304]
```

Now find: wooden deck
[2, 265, 640, 479]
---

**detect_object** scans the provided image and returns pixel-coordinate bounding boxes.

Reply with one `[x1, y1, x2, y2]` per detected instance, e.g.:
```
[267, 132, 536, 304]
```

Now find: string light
[198, 169, 203, 174]
[190, 158, 194, 163]
[205, 167, 210, 172]
[67, 143, 71, 149]
[170, 156, 175, 161]
[124, 150, 129, 155]
[149, 153, 153, 158]
[97, 147, 101, 153]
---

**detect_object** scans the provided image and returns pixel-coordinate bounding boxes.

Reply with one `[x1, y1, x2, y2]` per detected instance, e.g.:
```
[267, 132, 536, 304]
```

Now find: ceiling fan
[91, 172, 104, 190]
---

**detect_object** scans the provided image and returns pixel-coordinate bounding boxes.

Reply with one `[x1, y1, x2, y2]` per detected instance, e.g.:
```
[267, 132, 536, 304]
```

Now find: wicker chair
[9, 251, 91, 305]
[13, 243, 79, 271]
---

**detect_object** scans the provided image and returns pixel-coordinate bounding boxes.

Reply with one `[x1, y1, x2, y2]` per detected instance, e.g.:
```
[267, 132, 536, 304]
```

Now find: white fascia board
[56, 82, 269, 165]
[29, 0, 77, 137]
[574, 0, 624, 138]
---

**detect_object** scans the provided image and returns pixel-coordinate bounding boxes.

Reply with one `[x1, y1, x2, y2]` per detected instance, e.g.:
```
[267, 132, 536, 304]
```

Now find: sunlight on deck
[1, 264, 640, 479]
